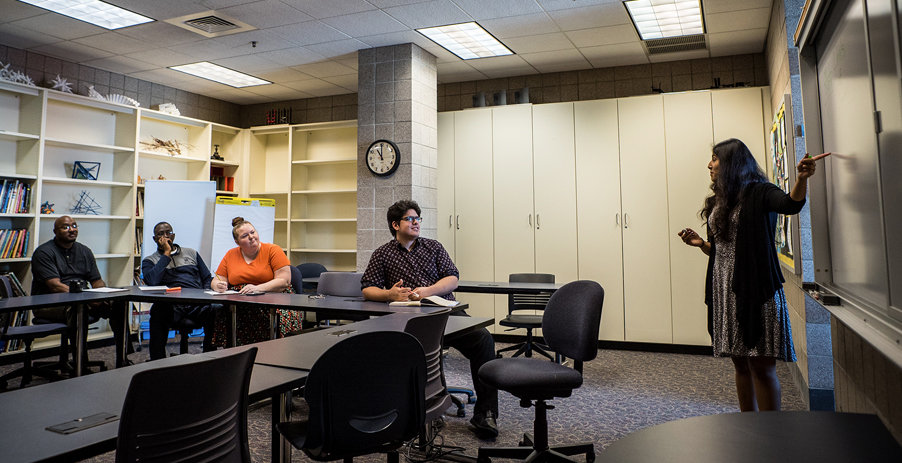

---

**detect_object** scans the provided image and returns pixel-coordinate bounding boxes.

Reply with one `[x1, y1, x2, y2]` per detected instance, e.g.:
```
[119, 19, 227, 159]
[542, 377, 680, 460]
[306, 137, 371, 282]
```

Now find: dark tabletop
[598, 411, 902, 463]
[456, 280, 564, 294]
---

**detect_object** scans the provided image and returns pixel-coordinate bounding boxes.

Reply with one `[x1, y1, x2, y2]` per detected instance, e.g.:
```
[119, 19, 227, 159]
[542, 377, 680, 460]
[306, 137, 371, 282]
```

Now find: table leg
[270, 308, 276, 340]
[272, 390, 292, 463]
[230, 304, 237, 347]
[119, 300, 129, 367]
[75, 303, 85, 377]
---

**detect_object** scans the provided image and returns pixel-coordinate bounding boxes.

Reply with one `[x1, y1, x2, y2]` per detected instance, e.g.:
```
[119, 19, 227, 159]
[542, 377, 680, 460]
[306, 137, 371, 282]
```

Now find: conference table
[0, 312, 494, 463]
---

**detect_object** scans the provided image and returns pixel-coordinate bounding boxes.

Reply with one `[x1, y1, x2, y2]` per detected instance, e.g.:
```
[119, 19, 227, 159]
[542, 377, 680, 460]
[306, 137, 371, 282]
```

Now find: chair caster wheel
[477, 456, 491, 463]
[496, 353, 503, 359]
[519, 441, 529, 447]
[586, 451, 596, 463]
[456, 408, 466, 417]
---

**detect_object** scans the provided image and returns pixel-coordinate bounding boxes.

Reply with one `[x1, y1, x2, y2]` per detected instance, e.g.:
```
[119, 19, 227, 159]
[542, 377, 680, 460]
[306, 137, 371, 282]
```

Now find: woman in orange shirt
[211, 216, 302, 346]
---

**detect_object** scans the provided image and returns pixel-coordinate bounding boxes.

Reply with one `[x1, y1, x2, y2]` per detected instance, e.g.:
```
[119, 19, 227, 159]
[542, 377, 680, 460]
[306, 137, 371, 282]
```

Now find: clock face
[366, 140, 400, 177]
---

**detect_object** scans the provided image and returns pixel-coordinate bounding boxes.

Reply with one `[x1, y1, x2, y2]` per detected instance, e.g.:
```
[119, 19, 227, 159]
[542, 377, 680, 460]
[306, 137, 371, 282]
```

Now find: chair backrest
[542, 280, 604, 366]
[289, 265, 303, 294]
[298, 263, 328, 292]
[0, 275, 14, 336]
[115, 347, 258, 463]
[317, 272, 364, 297]
[303, 331, 426, 459]
[404, 309, 453, 422]
[509, 273, 555, 313]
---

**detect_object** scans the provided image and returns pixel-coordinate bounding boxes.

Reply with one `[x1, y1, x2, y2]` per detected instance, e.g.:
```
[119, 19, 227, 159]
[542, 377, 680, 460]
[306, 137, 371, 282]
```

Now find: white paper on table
[204, 290, 240, 295]
[83, 287, 129, 293]
[138, 286, 168, 291]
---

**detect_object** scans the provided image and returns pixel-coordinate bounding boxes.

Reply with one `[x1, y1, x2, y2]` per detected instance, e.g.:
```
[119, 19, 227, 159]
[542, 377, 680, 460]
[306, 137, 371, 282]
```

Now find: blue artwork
[72, 161, 100, 180]
[70, 191, 102, 215]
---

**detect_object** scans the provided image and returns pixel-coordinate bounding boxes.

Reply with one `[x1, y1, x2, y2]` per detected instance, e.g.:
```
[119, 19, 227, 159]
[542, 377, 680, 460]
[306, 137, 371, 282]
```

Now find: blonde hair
[231, 216, 254, 240]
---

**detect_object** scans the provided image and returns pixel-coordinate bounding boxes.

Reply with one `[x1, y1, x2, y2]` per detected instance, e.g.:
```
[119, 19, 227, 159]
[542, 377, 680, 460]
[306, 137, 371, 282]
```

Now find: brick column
[356, 44, 438, 271]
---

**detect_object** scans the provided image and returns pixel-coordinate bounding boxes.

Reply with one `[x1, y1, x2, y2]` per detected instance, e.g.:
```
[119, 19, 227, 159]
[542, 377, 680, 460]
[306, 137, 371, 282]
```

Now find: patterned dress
[711, 204, 796, 361]
[211, 284, 302, 347]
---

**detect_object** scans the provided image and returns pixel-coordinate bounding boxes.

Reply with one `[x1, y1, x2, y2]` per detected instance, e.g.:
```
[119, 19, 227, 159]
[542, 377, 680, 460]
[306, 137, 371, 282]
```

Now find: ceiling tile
[254, 67, 316, 82]
[321, 74, 359, 90]
[369, 0, 427, 7]
[213, 54, 283, 72]
[212, 30, 296, 52]
[536, 0, 618, 12]
[200, 0, 257, 9]
[290, 60, 356, 78]
[73, 32, 158, 55]
[130, 68, 193, 85]
[335, 56, 359, 69]
[707, 28, 767, 56]
[125, 48, 196, 67]
[504, 32, 574, 54]
[703, 0, 773, 14]
[648, 49, 710, 63]
[168, 79, 234, 94]
[358, 30, 435, 49]
[304, 38, 370, 59]
[279, 0, 378, 20]
[0, 0, 47, 24]
[107, 0, 208, 19]
[479, 13, 560, 39]
[80, 55, 158, 74]
[205, 88, 278, 104]
[168, 39, 252, 60]
[321, 10, 409, 37]
[265, 21, 350, 46]
[436, 61, 486, 81]
[464, 54, 537, 78]
[519, 48, 591, 73]
[450, 0, 544, 20]
[114, 22, 207, 47]
[383, 0, 473, 29]
[30, 41, 115, 62]
[548, 3, 631, 31]
[422, 45, 460, 63]
[219, 0, 314, 28]
[256, 47, 326, 66]
[0, 23, 63, 49]
[565, 24, 638, 48]
[705, 7, 771, 34]
[281, 78, 348, 96]
[10, 14, 103, 40]
[581, 42, 649, 68]
[242, 83, 312, 99]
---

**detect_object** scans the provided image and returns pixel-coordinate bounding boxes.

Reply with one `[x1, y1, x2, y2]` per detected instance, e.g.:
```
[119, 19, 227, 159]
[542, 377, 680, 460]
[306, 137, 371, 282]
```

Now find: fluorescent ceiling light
[17, 0, 154, 30]
[624, 0, 705, 40]
[417, 22, 513, 60]
[169, 62, 270, 88]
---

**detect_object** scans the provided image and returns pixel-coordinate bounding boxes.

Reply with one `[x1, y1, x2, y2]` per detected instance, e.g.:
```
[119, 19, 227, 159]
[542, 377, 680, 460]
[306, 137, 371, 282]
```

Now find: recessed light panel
[17, 0, 154, 30]
[169, 62, 270, 88]
[624, 0, 705, 40]
[417, 22, 513, 60]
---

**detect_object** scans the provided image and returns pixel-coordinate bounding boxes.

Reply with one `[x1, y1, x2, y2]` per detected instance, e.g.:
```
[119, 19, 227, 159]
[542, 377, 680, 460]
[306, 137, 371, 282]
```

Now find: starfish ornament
[51, 75, 74, 93]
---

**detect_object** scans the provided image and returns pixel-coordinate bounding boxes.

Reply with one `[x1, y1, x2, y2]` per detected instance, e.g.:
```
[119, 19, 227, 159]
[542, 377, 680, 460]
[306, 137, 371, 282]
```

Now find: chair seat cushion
[4, 322, 68, 340]
[478, 358, 582, 399]
[499, 314, 543, 328]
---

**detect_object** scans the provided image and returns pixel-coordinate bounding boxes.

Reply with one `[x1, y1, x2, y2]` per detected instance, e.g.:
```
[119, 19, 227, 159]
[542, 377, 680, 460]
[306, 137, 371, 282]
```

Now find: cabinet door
[453, 109, 495, 320]
[575, 99, 625, 341]
[532, 103, 578, 283]
[618, 95, 673, 343]
[712, 88, 767, 168]
[664, 92, 714, 346]
[437, 112, 455, 257]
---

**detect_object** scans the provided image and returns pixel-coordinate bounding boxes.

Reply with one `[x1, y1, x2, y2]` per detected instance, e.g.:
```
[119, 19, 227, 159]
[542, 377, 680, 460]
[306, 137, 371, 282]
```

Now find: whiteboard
[142, 180, 216, 265]
[210, 199, 276, 273]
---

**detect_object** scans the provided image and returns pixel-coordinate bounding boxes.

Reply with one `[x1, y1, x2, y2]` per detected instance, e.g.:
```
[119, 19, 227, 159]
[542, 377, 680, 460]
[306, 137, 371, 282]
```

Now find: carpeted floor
[0, 336, 804, 462]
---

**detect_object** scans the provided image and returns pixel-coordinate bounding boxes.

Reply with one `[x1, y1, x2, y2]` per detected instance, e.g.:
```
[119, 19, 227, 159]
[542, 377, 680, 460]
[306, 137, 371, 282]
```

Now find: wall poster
[770, 95, 801, 274]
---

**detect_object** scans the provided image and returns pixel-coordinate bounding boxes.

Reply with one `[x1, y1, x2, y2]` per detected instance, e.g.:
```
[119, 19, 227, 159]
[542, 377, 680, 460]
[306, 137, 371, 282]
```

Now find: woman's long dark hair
[701, 138, 768, 240]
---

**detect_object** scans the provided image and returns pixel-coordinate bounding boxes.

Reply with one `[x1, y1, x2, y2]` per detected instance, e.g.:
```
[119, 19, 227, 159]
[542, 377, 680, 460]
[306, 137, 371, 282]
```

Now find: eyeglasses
[57, 224, 78, 231]
[154, 230, 174, 237]
[400, 216, 422, 224]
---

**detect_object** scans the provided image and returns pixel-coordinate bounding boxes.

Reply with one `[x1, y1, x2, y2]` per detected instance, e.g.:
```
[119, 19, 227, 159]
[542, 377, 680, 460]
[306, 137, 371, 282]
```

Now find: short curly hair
[387, 200, 421, 237]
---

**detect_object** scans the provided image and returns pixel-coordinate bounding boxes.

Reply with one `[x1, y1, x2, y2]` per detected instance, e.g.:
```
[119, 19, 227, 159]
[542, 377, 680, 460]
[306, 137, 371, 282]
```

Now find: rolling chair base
[477, 433, 595, 463]
[496, 341, 555, 361]
[447, 387, 476, 417]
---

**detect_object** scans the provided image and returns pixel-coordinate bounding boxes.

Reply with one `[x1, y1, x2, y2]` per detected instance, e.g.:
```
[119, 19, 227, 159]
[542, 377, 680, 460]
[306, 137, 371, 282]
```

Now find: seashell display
[85, 84, 104, 99]
[106, 93, 140, 107]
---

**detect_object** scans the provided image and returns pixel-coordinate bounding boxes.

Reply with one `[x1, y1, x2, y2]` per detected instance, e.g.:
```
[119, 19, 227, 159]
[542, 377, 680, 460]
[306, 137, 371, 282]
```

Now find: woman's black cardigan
[704, 182, 806, 349]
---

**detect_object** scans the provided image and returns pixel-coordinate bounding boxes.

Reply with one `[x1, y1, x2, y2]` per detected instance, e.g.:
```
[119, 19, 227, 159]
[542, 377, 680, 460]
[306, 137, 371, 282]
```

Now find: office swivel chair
[0, 275, 69, 389]
[496, 273, 555, 360]
[276, 331, 426, 462]
[297, 262, 327, 293]
[315, 272, 366, 326]
[403, 309, 454, 448]
[116, 347, 257, 463]
[477, 280, 604, 463]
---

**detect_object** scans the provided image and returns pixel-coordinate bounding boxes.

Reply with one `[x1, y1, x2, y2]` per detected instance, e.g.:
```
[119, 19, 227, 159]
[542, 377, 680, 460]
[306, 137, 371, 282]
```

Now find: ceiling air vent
[644, 35, 707, 55]
[164, 11, 257, 38]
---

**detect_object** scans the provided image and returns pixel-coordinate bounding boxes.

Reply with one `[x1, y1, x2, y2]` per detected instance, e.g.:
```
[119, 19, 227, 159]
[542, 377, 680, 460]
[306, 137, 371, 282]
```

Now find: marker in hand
[806, 152, 831, 161]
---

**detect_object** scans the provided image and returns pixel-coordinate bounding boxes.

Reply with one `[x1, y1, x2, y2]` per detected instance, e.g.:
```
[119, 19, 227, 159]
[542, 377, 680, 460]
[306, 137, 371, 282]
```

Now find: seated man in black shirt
[361, 200, 499, 438]
[31, 215, 132, 367]
[142, 222, 219, 360]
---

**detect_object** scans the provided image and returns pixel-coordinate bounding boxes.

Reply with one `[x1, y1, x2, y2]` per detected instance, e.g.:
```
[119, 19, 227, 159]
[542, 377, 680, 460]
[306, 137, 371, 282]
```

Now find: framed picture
[770, 95, 801, 274]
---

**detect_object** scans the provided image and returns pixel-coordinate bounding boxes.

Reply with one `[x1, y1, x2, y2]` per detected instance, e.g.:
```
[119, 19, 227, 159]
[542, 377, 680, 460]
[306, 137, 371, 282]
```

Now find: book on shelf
[0, 229, 29, 258]
[135, 190, 144, 217]
[0, 180, 31, 214]
[389, 295, 460, 307]
[134, 228, 143, 256]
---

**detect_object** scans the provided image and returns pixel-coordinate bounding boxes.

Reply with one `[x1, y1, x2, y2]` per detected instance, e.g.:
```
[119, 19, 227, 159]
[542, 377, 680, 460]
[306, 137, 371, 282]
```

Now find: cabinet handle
[449, 215, 453, 227]
[615, 213, 620, 226]
[528, 214, 532, 226]
[456, 215, 459, 230]
[536, 214, 540, 229]
[623, 213, 629, 229]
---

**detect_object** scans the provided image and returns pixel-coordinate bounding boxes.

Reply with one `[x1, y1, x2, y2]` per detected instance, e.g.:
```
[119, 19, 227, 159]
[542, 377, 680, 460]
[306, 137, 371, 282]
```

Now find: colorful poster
[770, 98, 799, 273]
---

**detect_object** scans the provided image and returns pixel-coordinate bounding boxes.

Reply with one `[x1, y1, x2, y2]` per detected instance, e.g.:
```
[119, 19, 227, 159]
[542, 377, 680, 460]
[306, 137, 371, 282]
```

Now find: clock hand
[378, 145, 384, 160]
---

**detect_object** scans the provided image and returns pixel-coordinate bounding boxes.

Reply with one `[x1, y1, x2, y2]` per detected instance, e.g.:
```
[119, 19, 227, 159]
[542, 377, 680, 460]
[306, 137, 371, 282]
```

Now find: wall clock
[366, 139, 400, 177]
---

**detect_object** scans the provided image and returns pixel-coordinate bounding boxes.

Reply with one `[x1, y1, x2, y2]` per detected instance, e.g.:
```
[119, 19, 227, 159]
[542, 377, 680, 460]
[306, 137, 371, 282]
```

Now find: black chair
[290, 265, 304, 294]
[115, 347, 257, 463]
[297, 262, 327, 293]
[477, 280, 604, 463]
[276, 331, 426, 462]
[404, 309, 454, 447]
[0, 275, 70, 389]
[496, 273, 555, 360]
[316, 272, 366, 326]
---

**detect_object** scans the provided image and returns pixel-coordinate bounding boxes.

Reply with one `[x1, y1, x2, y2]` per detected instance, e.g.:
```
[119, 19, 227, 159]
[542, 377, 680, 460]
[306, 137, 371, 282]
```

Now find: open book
[389, 295, 460, 307]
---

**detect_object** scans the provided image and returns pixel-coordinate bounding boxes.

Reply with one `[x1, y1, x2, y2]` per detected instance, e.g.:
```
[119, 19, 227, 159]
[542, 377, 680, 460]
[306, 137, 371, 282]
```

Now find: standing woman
[678, 139, 829, 412]
[211, 217, 302, 346]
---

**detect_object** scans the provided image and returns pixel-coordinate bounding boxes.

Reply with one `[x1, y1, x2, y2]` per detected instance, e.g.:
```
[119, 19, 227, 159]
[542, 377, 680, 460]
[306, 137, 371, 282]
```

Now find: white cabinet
[437, 112, 455, 257]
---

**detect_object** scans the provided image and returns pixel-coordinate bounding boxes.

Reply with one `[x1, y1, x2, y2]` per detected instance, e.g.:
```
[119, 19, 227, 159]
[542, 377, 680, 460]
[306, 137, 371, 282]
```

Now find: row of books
[210, 167, 235, 191]
[0, 229, 29, 259]
[0, 272, 29, 353]
[135, 190, 144, 217]
[0, 180, 31, 214]
[135, 228, 143, 256]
